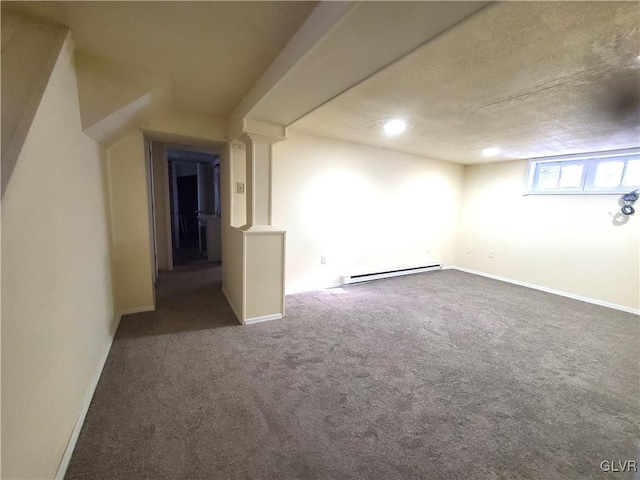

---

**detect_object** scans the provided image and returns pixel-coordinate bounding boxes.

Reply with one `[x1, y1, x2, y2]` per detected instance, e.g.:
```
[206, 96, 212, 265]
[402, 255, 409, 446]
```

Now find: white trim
[244, 313, 283, 325]
[119, 305, 155, 316]
[530, 147, 640, 163]
[452, 267, 639, 315]
[286, 282, 344, 295]
[55, 312, 122, 479]
[342, 264, 442, 285]
[222, 287, 243, 325]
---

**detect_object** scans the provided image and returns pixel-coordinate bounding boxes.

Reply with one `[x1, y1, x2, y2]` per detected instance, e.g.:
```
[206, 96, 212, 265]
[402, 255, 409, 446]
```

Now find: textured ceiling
[4, 1, 317, 116]
[293, 2, 640, 164]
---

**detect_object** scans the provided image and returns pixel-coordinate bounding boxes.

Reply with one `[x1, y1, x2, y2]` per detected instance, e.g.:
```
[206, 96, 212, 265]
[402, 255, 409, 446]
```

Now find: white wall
[1, 36, 116, 479]
[273, 130, 465, 294]
[456, 160, 640, 311]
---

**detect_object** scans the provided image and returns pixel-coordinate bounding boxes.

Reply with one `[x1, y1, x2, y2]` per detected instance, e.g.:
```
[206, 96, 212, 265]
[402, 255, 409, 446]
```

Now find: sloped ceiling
[4, 1, 317, 116]
[293, 2, 640, 164]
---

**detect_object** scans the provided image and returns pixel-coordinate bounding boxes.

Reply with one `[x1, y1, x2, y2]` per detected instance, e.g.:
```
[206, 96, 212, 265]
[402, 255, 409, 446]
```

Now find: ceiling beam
[236, 1, 491, 128]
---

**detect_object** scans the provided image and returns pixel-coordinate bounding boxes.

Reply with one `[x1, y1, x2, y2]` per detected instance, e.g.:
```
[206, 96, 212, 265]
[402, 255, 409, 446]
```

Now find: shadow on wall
[610, 194, 638, 226]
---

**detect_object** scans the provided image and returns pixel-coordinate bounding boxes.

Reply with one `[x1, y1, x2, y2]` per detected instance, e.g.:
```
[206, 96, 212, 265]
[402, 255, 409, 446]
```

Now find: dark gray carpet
[65, 265, 639, 480]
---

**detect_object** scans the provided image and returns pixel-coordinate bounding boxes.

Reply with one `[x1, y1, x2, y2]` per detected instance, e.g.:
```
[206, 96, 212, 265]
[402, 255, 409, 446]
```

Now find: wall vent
[342, 264, 442, 285]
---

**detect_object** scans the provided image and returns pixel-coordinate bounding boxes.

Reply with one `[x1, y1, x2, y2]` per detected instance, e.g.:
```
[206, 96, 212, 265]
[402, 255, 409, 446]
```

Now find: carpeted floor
[65, 265, 639, 480]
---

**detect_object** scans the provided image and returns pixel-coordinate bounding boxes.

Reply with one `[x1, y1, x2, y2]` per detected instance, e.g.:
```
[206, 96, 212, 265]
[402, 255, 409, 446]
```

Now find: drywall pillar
[151, 141, 172, 271]
[106, 130, 156, 314]
[241, 132, 275, 227]
[231, 132, 286, 324]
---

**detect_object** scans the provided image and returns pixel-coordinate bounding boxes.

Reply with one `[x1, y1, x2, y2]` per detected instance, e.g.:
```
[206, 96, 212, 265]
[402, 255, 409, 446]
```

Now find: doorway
[169, 149, 221, 267]
[149, 141, 222, 272]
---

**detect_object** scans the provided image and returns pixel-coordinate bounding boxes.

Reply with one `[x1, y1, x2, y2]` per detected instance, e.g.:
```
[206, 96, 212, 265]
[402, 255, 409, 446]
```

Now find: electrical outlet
[466, 248, 472, 254]
[236, 182, 245, 194]
[321, 255, 326, 264]
[489, 250, 495, 258]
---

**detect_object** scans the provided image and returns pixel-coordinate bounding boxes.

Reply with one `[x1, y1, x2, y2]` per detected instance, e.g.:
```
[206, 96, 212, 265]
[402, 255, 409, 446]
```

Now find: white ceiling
[292, 2, 640, 165]
[5, 1, 317, 116]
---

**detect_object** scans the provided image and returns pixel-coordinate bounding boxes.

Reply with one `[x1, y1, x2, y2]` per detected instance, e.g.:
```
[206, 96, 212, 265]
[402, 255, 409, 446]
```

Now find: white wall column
[220, 130, 286, 325]
[240, 132, 278, 228]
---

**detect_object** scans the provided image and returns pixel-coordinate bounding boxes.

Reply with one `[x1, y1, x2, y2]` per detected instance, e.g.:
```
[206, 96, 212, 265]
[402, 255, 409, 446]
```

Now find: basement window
[525, 148, 640, 194]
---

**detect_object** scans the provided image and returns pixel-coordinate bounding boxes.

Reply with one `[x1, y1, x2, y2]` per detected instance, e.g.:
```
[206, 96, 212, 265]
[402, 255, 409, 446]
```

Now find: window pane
[537, 164, 560, 189]
[593, 161, 624, 188]
[622, 160, 640, 187]
[559, 164, 583, 188]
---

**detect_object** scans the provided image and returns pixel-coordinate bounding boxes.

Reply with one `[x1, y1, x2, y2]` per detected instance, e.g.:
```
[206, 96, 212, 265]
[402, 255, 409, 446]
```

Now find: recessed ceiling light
[383, 119, 406, 136]
[482, 147, 500, 157]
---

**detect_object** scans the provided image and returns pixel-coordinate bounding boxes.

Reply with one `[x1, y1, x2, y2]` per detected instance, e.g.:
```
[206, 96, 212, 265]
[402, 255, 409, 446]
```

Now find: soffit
[5, 1, 317, 116]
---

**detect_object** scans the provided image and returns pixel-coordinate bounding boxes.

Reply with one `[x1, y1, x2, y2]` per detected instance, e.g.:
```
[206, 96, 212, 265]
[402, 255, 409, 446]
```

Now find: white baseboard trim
[222, 287, 243, 325]
[119, 305, 155, 316]
[286, 282, 343, 295]
[55, 312, 122, 479]
[244, 313, 283, 325]
[452, 266, 639, 315]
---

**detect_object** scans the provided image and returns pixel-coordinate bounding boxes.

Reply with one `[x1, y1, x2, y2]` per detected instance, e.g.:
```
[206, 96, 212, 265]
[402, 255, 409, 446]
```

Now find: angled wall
[1, 34, 116, 479]
[1, 10, 68, 197]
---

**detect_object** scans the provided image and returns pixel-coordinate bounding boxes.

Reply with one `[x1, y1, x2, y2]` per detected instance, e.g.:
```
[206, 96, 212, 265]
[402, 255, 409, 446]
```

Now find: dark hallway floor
[172, 237, 210, 267]
[66, 265, 639, 479]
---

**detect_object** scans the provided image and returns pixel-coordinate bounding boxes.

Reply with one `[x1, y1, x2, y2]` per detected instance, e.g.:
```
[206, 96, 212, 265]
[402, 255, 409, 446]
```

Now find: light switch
[236, 182, 245, 194]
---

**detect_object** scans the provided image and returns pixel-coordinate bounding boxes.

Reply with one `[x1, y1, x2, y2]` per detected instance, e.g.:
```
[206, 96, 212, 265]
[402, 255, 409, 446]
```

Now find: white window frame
[525, 148, 640, 195]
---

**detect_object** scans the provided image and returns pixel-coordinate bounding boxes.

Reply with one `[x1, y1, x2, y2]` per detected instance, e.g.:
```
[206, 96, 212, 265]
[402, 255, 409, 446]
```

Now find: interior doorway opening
[168, 149, 221, 266]
[148, 140, 222, 274]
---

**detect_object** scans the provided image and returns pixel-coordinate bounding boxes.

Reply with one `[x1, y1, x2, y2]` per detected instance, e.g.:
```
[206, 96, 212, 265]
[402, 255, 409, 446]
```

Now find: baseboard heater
[342, 264, 442, 285]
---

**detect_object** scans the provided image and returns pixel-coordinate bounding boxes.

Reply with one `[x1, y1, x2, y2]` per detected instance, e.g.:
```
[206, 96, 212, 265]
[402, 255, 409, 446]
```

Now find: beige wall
[1, 36, 116, 479]
[151, 141, 172, 271]
[273, 130, 465, 294]
[244, 231, 286, 319]
[231, 144, 247, 227]
[143, 108, 227, 147]
[455, 160, 640, 311]
[225, 227, 246, 321]
[75, 52, 169, 130]
[221, 144, 244, 321]
[106, 131, 155, 313]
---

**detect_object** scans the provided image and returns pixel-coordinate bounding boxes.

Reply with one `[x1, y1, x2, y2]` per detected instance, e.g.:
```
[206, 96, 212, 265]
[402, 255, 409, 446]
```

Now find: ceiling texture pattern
[293, 2, 640, 164]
